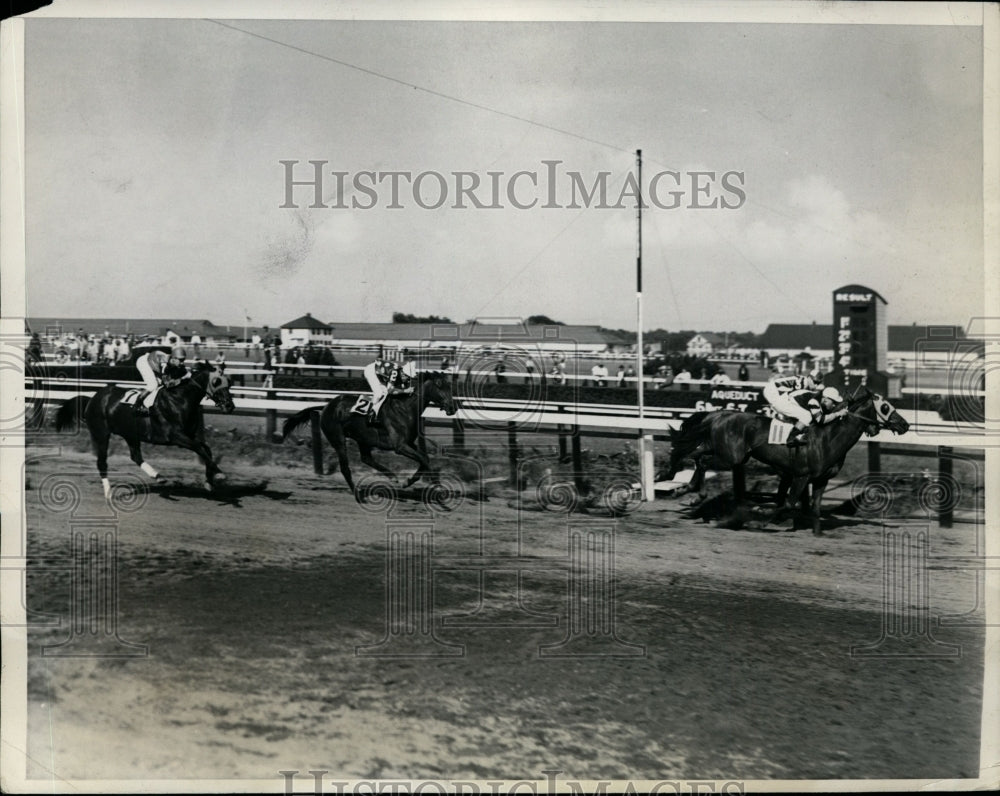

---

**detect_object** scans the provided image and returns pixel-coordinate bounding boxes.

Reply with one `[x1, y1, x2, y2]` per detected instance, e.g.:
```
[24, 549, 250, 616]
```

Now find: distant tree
[526, 315, 564, 325]
[392, 312, 454, 324]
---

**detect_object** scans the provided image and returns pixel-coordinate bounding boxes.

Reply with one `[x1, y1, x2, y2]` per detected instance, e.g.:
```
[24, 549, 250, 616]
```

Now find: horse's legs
[320, 417, 357, 491]
[166, 433, 220, 490]
[124, 437, 162, 481]
[810, 478, 830, 536]
[90, 427, 113, 499]
[394, 442, 434, 488]
[732, 462, 747, 503]
[768, 474, 810, 528]
[358, 445, 400, 481]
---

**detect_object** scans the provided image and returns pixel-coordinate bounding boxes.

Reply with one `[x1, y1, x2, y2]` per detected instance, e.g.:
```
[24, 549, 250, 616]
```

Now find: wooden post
[507, 421, 519, 487]
[265, 389, 277, 442]
[310, 411, 324, 474]
[938, 445, 953, 528]
[867, 440, 881, 475]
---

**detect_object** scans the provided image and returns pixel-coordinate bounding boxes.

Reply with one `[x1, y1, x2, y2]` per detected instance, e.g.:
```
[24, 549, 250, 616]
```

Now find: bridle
[844, 393, 896, 431]
[202, 368, 232, 408]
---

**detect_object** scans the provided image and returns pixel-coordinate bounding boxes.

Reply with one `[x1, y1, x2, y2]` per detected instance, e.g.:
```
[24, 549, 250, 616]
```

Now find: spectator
[263, 345, 272, 371]
[616, 364, 626, 387]
[215, 351, 227, 368]
[190, 332, 202, 357]
[320, 347, 338, 367]
[738, 363, 750, 382]
[710, 369, 731, 385]
[524, 358, 536, 378]
[495, 356, 507, 384]
[673, 368, 692, 383]
[441, 355, 451, 371]
[591, 362, 608, 386]
[27, 333, 42, 364]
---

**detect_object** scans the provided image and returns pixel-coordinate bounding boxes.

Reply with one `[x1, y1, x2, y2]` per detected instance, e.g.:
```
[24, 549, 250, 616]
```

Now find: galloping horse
[55, 364, 236, 496]
[281, 371, 458, 502]
[664, 388, 909, 534]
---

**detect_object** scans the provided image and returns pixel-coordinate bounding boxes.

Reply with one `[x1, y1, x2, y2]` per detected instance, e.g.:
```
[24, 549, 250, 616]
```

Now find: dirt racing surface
[22, 446, 984, 784]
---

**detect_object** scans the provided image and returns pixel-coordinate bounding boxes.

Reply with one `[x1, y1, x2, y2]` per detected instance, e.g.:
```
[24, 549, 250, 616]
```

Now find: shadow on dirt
[674, 492, 881, 533]
[150, 479, 291, 508]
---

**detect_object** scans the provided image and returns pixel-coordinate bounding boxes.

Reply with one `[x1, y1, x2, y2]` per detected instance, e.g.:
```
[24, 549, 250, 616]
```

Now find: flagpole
[636, 149, 654, 501]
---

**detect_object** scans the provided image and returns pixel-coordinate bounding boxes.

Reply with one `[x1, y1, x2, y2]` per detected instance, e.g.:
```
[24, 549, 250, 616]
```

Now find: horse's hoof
[214, 473, 227, 483]
[204, 481, 213, 492]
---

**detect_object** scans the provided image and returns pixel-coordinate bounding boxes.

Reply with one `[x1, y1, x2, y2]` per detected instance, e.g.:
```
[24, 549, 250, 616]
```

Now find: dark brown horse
[281, 372, 458, 501]
[664, 388, 909, 534]
[54, 364, 236, 496]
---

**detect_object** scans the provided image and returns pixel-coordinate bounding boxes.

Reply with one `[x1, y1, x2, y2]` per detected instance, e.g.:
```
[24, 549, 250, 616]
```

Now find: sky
[21, 13, 987, 333]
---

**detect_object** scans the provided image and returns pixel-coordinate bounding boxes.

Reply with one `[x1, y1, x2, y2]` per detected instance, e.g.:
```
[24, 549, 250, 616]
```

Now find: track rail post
[938, 445, 954, 528]
[310, 410, 324, 474]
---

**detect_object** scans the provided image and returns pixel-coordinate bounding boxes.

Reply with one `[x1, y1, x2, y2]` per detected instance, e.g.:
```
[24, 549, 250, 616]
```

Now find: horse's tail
[54, 396, 90, 432]
[281, 405, 325, 441]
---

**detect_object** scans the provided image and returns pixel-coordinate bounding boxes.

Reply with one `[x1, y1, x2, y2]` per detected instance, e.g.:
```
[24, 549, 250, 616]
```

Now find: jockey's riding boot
[786, 426, 808, 447]
[367, 410, 382, 428]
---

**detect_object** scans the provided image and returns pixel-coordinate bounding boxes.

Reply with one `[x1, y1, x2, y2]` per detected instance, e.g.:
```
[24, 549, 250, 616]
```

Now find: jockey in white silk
[134, 346, 191, 413]
[763, 370, 833, 445]
[363, 357, 416, 425]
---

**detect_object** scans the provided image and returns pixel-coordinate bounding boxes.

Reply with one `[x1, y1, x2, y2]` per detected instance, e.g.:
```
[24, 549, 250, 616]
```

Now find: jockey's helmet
[401, 361, 417, 378]
[821, 386, 843, 404]
[171, 346, 187, 361]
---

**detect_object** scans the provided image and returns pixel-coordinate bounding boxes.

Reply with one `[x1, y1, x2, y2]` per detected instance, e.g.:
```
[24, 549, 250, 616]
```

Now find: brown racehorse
[281, 372, 458, 502]
[54, 364, 236, 496]
[663, 388, 909, 534]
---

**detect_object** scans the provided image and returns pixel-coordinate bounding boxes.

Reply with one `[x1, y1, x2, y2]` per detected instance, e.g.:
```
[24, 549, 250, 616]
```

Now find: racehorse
[280, 371, 458, 502]
[54, 364, 236, 496]
[663, 388, 909, 534]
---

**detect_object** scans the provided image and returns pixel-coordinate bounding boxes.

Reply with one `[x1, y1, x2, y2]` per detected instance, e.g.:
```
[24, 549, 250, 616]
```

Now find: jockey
[363, 356, 416, 426]
[134, 346, 191, 414]
[762, 369, 824, 445]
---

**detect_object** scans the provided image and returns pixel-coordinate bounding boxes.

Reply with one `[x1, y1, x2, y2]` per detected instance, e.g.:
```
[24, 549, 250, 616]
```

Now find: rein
[844, 406, 888, 430]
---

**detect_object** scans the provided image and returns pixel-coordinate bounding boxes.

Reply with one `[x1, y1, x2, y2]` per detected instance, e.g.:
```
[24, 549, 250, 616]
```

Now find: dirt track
[22, 448, 984, 783]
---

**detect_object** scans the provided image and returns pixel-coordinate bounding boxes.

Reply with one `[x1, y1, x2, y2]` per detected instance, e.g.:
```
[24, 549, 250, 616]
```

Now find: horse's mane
[418, 370, 452, 384]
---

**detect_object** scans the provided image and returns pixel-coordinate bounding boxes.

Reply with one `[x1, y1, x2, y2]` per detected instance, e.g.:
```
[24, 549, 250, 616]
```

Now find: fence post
[867, 440, 881, 475]
[310, 411, 324, 475]
[571, 427, 584, 494]
[507, 421, 519, 487]
[265, 389, 276, 442]
[938, 445, 954, 528]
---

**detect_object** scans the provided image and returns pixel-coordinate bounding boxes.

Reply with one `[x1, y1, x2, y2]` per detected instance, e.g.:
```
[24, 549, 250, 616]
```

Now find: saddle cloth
[121, 388, 143, 406]
[350, 396, 373, 415]
[768, 419, 794, 445]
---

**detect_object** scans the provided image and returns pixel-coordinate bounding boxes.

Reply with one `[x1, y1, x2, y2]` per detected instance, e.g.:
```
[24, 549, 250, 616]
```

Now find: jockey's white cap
[401, 361, 416, 377]
[822, 386, 843, 402]
[171, 346, 187, 360]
